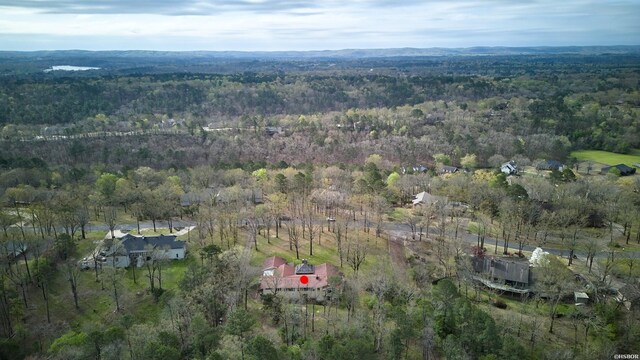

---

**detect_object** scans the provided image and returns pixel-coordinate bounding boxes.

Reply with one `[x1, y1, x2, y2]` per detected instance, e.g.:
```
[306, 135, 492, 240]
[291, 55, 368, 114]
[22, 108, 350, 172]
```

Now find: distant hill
[2, 45, 640, 60]
[2, 46, 638, 76]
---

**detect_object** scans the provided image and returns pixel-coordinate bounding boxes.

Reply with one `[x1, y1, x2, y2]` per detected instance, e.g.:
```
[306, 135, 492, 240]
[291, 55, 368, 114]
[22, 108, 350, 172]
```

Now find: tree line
[1, 54, 639, 154]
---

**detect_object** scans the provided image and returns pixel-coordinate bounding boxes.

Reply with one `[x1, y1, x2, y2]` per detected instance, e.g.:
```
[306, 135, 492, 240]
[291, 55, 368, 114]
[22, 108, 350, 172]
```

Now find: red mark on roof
[300, 275, 309, 285]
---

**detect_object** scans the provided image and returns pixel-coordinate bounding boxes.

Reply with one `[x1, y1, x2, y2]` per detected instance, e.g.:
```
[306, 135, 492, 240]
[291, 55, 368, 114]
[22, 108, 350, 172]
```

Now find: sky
[0, 0, 638, 51]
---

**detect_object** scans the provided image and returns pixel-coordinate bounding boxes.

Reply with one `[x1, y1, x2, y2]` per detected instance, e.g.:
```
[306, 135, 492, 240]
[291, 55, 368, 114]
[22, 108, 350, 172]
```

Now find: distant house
[251, 189, 264, 204]
[412, 191, 448, 207]
[215, 188, 264, 205]
[501, 161, 518, 175]
[413, 165, 428, 173]
[440, 165, 459, 174]
[601, 164, 636, 176]
[265, 127, 282, 136]
[472, 256, 531, 290]
[616, 285, 640, 311]
[574, 292, 589, 305]
[160, 118, 185, 129]
[402, 165, 428, 174]
[180, 188, 217, 207]
[260, 257, 340, 302]
[2, 241, 27, 259]
[104, 234, 186, 268]
[494, 102, 508, 110]
[536, 160, 564, 171]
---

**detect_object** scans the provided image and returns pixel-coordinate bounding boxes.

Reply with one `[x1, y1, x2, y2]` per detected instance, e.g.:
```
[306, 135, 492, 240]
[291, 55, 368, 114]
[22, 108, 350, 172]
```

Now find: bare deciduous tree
[286, 220, 301, 260]
[66, 259, 81, 309]
[534, 254, 574, 333]
[105, 266, 123, 312]
[104, 206, 118, 239]
[346, 239, 367, 276]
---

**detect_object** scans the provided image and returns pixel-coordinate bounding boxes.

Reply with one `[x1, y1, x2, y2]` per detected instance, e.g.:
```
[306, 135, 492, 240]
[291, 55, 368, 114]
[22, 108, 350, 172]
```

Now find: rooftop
[295, 259, 315, 274]
[120, 233, 185, 252]
[261, 259, 339, 290]
[618, 284, 640, 301]
[473, 256, 530, 286]
[601, 164, 636, 175]
[412, 191, 447, 206]
[574, 292, 589, 299]
[263, 256, 288, 270]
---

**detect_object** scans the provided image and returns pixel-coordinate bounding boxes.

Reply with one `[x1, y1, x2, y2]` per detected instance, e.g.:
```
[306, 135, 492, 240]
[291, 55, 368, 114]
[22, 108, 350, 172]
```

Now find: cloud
[0, 0, 638, 50]
[0, 0, 327, 15]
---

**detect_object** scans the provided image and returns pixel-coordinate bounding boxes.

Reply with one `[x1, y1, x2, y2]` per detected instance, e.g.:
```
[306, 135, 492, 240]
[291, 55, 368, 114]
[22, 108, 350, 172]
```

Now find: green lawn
[249, 226, 390, 277]
[388, 208, 409, 222]
[467, 221, 489, 235]
[157, 257, 193, 290]
[251, 231, 343, 267]
[571, 149, 640, 166]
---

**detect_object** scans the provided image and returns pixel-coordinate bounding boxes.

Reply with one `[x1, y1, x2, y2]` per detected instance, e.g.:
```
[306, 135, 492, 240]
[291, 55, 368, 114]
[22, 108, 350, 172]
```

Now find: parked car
[79, 260, 91, 270]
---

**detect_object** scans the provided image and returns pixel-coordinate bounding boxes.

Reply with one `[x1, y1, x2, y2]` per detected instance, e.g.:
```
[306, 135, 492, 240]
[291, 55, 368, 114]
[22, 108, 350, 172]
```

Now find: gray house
[180, 188, 217, 207]
[440, 165, 459, 174]
[412, 191, 448, 207]
[104, 234, 186, 268]
[3, 241, 27, 259]
[473, 256, 531, 288]
[215, 188, 263, 205]
[574, 292, 589, 305]
[601, 164, 636, 176]
[501, 161, 518, 175]
[536, 160, 564, 171]
[616, 285, 640, 310]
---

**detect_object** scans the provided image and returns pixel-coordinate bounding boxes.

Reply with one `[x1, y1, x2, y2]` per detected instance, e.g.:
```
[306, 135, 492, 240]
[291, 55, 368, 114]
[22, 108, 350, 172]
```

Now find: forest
[0, 49, 639, 359]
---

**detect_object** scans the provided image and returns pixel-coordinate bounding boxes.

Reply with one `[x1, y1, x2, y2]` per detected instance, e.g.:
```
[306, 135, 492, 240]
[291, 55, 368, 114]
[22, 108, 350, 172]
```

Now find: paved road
[83, 216, 640, 259]
[86, 219, 195, 233]
[9, 127, 247, 143]
[379, 220, 640, 259]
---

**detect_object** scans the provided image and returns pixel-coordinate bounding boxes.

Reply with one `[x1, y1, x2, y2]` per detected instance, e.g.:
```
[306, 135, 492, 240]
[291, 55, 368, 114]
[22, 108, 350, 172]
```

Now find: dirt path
[387, 232, 408, 272]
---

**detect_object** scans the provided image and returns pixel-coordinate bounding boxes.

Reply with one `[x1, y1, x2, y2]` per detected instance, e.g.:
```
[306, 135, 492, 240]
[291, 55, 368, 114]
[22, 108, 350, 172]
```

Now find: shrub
[493, 300, 507, 309]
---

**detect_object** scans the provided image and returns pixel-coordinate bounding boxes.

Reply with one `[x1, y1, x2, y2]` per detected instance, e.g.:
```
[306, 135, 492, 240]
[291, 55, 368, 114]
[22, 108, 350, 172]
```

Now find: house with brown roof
[260, 256, 340, 302]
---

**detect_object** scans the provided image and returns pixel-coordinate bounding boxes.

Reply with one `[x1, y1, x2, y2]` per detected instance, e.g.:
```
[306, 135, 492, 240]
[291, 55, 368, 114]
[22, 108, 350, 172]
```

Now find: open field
[248, 225, 391, 277]
[572, 149, 640, 166]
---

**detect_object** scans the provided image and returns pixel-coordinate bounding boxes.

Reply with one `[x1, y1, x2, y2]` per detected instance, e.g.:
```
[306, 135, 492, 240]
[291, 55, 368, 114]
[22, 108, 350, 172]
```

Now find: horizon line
[2, 45, 640, 53]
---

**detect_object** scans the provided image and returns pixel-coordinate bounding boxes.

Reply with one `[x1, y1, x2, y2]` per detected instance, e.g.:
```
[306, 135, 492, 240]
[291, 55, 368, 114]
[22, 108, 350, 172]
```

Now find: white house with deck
[501, 161, 518, 175]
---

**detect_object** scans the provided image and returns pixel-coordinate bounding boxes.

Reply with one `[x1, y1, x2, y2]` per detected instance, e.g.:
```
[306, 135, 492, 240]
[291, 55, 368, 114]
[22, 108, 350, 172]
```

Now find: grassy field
[571, 149, 640, 166]
[249, 225, 391, 277]
[14, 229, 196, 353]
